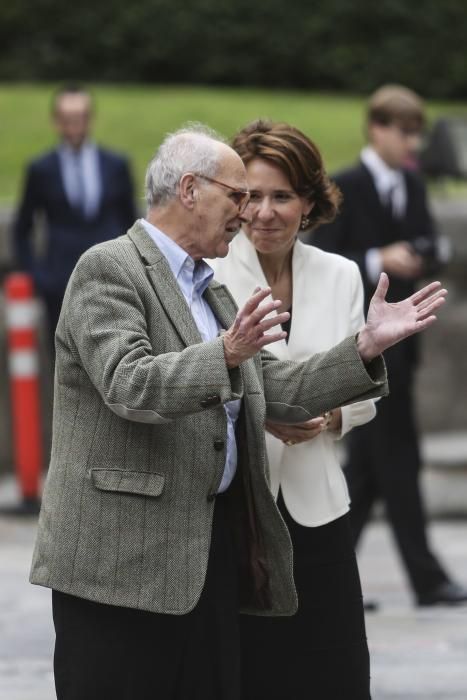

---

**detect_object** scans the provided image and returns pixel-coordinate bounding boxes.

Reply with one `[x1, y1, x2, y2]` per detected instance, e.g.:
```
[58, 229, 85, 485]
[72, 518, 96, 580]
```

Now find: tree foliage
[1, 0, 466, 98]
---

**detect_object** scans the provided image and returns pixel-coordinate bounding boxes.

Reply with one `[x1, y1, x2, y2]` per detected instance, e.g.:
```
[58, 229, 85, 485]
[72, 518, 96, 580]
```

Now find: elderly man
[30, 125, 445, 700]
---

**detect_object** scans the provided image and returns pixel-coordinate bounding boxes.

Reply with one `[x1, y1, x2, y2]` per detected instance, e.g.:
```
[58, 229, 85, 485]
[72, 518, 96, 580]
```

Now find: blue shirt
[140, 219, 240, 493]
[58, 142, 101, 219]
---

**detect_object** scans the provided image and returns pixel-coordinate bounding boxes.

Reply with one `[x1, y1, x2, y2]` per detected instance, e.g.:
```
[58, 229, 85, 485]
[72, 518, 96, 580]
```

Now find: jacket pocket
[90, 468, 165, 497]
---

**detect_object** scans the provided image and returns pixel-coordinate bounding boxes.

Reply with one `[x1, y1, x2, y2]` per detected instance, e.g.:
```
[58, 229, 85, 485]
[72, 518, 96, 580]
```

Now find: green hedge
[1, 0, 467, 98]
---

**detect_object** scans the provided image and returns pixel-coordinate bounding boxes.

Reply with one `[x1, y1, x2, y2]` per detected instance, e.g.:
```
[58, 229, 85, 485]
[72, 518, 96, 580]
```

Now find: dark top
[281, 306, 292, 341]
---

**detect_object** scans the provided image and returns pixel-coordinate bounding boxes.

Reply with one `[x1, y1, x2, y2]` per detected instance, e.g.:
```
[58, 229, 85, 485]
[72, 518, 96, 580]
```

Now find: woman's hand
[266, 409, 342, 446]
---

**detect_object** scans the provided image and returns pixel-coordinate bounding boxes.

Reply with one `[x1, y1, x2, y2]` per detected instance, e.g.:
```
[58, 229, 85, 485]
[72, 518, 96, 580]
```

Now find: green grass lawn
[1, 83, 467, 207]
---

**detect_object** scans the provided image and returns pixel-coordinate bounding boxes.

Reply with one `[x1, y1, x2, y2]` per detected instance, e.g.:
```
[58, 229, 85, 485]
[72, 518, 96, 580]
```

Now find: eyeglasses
[195, 173, 250, 214]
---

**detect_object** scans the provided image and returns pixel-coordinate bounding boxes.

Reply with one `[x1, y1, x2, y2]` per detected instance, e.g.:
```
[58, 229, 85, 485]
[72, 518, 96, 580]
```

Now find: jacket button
[213, 439, 224, 451]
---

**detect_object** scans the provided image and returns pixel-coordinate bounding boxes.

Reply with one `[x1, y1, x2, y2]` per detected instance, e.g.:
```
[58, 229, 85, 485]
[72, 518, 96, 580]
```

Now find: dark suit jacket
[13, 146, 136, 296]
[311, 161, 440, 372]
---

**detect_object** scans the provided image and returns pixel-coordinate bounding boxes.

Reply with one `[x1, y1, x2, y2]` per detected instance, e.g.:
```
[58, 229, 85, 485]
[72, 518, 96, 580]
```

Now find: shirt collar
[360, 146, 403, 194]
[59, 140, 95, 158]
[140, 218, 214, 294]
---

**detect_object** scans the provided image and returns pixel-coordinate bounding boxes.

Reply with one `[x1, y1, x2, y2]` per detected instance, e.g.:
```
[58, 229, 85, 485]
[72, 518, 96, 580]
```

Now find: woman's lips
[252, 228, 280, 233]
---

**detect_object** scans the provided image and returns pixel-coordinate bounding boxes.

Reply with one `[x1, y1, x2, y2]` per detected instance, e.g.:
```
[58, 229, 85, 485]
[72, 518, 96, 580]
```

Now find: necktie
[73, 153, 87, 216]
[382, 185, 395, 219]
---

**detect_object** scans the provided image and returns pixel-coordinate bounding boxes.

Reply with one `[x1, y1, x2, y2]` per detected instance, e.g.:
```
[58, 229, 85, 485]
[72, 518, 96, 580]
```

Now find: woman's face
[242, 158, 313, 257]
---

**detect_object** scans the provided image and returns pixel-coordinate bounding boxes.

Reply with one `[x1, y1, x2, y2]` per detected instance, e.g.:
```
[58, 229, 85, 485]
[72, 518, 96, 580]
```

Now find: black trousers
[240, 494, 371, 700]
[346, 376, 448, 599]
[52, 494, 240, 700]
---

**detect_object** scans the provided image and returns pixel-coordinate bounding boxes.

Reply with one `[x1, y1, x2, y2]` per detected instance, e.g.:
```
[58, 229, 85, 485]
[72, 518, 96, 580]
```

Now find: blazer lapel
[127, 223, 202, 347]
[96, 148, 107, 214]
[52, 150, 75, 214]
[230, 232, 290, 360]
[203, 283, 236, 332]
[287, 241, 315, 358]
[359, 162, 401, 245]
[359, 163, 386, 219]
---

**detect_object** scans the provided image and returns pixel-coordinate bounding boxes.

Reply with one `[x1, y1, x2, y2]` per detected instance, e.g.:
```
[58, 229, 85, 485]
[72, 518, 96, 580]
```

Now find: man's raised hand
[223, 287, 288, 368]
[357, 273, 447, 363]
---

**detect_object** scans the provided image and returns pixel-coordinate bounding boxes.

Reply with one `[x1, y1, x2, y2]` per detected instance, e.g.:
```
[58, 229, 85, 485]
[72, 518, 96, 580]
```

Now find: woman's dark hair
[231, 119, 341, 230]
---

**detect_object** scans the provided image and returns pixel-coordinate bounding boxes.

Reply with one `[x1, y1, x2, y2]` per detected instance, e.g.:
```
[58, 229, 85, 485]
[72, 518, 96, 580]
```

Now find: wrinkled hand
[223, 287, 289, 368]
[266, 417, 326, 445]
[357, 273, 447, 362]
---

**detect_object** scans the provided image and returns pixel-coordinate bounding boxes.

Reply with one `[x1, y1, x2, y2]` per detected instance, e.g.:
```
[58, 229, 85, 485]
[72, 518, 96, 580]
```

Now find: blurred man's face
[53, 93, 92, 149]
[369, 122, 422, 169]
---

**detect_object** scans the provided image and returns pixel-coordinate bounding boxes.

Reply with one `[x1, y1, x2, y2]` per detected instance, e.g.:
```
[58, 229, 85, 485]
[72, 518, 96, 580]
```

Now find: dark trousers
[52, 494, 240, 700]
[346, 379, 448, 599]
[241, 494, 370, 700]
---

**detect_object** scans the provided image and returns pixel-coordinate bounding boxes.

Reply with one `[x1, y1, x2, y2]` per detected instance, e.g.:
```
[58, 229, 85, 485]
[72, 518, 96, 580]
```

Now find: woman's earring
[300, 214, 311, 230]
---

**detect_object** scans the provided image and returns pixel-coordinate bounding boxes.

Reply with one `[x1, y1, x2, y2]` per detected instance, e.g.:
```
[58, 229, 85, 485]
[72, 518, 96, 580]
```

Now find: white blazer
[210, 232, 376, 527]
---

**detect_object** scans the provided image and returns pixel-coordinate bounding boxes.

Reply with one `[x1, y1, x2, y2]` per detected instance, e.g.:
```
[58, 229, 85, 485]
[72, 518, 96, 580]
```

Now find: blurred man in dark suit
[13, 85, 136, 345]
[312, 85, 467, 607]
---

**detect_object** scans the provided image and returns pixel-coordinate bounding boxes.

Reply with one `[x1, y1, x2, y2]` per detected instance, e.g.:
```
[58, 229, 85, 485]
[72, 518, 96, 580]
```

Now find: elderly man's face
[194, 146, 249, 259]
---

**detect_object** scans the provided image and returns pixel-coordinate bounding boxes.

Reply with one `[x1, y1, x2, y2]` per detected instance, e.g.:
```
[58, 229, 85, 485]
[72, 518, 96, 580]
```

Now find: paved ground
[1, 475, 467, 700]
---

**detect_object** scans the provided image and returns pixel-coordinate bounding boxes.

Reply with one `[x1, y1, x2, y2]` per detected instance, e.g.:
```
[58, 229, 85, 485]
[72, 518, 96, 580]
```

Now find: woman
[211, 120, 376, 699]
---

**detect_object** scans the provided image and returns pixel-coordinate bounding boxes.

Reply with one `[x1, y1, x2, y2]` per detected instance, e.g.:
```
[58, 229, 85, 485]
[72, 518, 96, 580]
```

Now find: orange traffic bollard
[4, 273, 42, 514]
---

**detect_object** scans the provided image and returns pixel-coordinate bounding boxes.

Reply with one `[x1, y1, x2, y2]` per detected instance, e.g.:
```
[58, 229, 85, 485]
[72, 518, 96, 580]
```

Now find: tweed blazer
[30, 222, 388, 616]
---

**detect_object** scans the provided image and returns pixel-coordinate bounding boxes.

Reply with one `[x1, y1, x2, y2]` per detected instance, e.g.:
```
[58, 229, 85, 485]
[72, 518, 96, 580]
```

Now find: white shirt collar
[360, 146, 406, 216]
[140, 218, 214, 294]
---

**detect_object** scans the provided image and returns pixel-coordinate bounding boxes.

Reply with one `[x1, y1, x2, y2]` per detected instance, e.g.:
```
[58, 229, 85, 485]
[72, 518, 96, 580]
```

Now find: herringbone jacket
[30, 222, 387, 616]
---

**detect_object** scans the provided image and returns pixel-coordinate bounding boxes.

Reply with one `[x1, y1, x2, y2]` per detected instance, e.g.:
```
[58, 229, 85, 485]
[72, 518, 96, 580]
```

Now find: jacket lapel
[359, 162, 403, 245]
[359, 163, 387, 222]
[96, 148, 107, 213]
[287, 240, 315, 358]
[52, 150, 75, 215]
[127, 223, 202, 347]
[203, 282, 237, 332]
[235, 232, 290, 360]
[204, 281, 265, 397]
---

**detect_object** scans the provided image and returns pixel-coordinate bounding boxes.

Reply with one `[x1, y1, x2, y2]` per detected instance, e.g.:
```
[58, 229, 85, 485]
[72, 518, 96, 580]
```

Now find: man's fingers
[241, 287, 272, 315]
[416, 289, 447, 313]
[373, 272, 390, 301]
[250, 300, 282, 326]
[416, 288, 447, 309]
[416, 296, 446, 320]
[415, 315, 437, 332]
[258, 331, 288, 347]
[258, 312, 290, 334]
[411, 281, 444, 305]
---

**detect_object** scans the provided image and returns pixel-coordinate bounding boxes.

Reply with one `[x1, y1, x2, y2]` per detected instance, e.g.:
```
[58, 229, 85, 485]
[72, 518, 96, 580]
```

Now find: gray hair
[145, 123, 226, 207]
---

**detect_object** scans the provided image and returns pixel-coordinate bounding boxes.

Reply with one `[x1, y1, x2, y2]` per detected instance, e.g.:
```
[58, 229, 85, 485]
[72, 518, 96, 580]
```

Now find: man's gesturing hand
[223, 287, 289, 368]
[357, 273, 447, 363]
